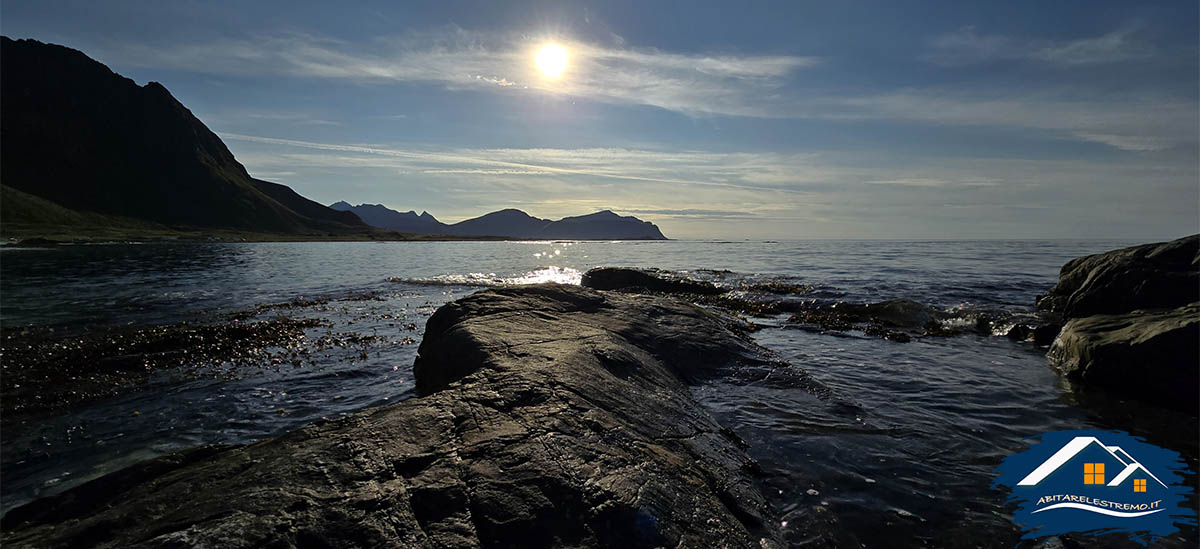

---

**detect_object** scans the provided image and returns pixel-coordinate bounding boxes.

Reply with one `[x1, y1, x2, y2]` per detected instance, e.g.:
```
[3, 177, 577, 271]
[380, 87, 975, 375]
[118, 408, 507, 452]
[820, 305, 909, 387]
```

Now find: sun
[536, 44, 568, 78]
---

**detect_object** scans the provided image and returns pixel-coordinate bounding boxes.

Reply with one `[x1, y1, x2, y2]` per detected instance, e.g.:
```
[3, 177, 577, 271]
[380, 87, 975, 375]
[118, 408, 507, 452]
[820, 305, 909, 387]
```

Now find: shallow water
[1, 239, 1195, 545]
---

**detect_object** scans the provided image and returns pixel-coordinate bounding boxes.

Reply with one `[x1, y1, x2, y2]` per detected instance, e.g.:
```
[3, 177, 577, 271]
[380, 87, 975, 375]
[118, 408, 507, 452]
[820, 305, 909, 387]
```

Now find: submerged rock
[1048, 303, 1198, 414]
[785, 299, 947, 341]
[845, 299, 943, 329]
[581, 267, 725, 295]
[2, 284, 786, 548]
[1036, 234, 1198, 319]
[1, 316, 325, 418]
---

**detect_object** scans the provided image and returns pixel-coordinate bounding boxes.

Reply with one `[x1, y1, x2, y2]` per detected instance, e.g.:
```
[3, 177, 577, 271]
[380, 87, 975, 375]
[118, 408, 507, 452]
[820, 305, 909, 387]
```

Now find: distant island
[0, 37, 667, 243]
[329, 202, 667, 240]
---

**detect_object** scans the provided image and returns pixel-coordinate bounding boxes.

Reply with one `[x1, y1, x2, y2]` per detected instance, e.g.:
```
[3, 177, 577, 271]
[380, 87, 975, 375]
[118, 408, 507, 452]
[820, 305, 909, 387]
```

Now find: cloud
[617, 208, 758, 218]
[831, 92, 1196, 151]
[924, 26, 1022, 66]
[225, 133, 1195, 238]
[1071, 133, 1174, 152]
[1032, 29, 1150, 65]
[220, 132, 821, 193]
[103, 29, 817, 118]
[103, 28, 1190, 151]
[925, 25, 1152, 67]
[421, 169, 556, 176]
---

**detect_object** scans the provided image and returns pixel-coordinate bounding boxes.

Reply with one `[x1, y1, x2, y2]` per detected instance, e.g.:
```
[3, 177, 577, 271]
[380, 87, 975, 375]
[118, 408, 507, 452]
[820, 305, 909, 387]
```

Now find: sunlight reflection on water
[391, 266, 582, 287]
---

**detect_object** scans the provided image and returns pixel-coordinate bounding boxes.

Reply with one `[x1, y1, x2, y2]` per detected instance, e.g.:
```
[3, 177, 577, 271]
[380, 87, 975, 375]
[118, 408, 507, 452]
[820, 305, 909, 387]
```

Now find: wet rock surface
[0, 293, 401, 422]
[2, 284, 787, 548]
[581, 266, 725, 295]
[1049, 303, 1199, 413]
[0, 316, 323, 418]
[582, 267, 953, 342]
[1037, 235, 1199, 414]
[1037, 234, 1198, 319]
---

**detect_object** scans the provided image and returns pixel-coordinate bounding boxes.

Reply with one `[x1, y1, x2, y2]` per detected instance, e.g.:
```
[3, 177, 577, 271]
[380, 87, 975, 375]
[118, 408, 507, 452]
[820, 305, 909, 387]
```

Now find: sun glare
[536, 44, 568, 78]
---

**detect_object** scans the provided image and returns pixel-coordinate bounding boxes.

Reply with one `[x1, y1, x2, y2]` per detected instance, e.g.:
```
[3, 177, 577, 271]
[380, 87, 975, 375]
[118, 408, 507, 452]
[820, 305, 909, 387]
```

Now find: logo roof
[1016, 436, 1167, 488]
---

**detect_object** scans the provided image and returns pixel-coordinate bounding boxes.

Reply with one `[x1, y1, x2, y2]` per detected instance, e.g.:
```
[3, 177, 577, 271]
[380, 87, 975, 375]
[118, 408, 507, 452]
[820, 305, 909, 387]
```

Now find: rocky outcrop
[1037, 235, 1199, 414]
[2, 284, 786, 548]
[581, 267, 724, 295]
[1, 37, 370, 235]
[1037, 235, 1198, 319]
[1048, 303, 1198, 413]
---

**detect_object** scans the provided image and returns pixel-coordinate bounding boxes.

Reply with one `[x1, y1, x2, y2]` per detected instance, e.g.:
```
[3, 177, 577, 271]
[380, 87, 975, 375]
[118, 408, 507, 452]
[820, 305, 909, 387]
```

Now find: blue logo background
[993, 429, 1196, 545]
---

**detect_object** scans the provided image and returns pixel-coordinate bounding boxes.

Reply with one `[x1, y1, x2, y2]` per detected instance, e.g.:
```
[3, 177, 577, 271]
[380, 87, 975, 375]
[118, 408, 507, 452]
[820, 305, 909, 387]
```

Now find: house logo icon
[1017, 436, 1168, 516]
[993, 430, 1195, 544]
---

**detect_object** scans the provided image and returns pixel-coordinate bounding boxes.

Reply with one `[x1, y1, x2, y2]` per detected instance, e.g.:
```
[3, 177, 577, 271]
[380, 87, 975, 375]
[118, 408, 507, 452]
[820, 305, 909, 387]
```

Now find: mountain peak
[325, 202, 447, 233]
[1, 37, 367, 235]
[324, 202, 666, 239]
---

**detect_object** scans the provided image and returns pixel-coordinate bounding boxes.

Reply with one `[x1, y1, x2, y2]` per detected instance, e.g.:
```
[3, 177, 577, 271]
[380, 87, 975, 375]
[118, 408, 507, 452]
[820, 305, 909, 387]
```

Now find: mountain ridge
[0, 36, 372, 237]
[330, 202, 668, 240]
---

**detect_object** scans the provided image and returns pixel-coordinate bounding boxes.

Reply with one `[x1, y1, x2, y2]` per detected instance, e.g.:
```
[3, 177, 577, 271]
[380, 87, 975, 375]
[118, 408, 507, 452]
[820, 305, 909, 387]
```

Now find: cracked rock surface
[2, 284, 785, 548]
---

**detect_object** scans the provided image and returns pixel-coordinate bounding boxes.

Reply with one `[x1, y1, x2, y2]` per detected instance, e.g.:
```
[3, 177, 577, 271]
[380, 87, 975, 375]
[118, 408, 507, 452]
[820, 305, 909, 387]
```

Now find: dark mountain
[330, 202, 667, 240]
[329, 201, 448, 234]
[252, 181, 364, 228]
[0, 37, 369, 235]
[444, 209, 554, 238]
[542, 210, 667, 240]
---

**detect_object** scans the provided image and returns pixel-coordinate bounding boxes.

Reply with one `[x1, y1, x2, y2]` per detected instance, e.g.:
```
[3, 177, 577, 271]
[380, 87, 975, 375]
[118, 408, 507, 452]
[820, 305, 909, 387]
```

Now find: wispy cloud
[220, 132, 821, 193]
[924, 25, 1152, 67]
[617, 208, 759, 219]
[831, 92, 1196, 151]
[113, 27, 1191, 151]
[103, 28, 817, 118]
[224, 132, 1195, 238]
[1034, 28, 1152, 65]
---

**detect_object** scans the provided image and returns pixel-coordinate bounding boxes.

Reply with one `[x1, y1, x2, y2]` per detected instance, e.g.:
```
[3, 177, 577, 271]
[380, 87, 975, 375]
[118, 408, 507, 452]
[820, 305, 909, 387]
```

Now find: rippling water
[1, 239, 1195, 546]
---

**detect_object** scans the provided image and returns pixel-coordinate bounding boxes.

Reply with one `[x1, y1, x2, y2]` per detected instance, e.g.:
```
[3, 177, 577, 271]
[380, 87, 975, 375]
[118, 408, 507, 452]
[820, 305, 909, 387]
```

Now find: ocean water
[1, 239, 1196, 546]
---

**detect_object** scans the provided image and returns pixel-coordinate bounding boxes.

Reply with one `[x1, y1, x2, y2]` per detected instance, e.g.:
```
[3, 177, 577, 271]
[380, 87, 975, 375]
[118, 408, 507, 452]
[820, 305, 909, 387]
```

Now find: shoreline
[0, 228, 677, 246]
[2, 284, 789, 547]
[1, 239, 1195, 546]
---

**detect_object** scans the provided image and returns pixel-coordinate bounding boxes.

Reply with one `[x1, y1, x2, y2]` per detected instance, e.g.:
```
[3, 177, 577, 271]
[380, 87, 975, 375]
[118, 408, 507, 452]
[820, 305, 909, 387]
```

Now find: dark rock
[1036, 237, 1199, 412]
[1004, 324, 1032, 341]
[1032, 323, 1063, 347]
[1, 316, 324, 418]
[2, 284, 785, 548]
[800, 299, 942, 329]
[1047, 303, 1198, 414]
[1036, 235, 1199, 319]
[13, 237, 59, 247]
[785, 299, 946, 341]
[856, 299, 943, 329]
[582, 267, 725, 295]
[863, 323, 912, 343]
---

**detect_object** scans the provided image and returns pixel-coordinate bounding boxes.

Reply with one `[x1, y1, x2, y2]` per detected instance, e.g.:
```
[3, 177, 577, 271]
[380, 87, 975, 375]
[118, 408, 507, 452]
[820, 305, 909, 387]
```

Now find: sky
[2, 1, 1197, 239]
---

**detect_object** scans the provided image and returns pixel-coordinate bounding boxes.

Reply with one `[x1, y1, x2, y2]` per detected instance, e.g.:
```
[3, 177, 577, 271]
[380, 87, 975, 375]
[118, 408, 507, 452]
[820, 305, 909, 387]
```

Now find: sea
[1, 239, 1196, 546]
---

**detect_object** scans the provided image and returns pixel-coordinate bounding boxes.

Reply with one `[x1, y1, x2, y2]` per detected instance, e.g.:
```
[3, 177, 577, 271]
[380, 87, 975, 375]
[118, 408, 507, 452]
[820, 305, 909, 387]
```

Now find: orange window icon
[1134, 479, 1147, 492]
[1084, 463, 1105, 485]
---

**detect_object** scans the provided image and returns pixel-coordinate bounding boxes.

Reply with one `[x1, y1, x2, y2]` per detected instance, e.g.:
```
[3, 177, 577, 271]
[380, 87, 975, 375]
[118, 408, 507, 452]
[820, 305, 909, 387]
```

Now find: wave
[388, 266, 583, 288]
[1031, 502, 1164, 518]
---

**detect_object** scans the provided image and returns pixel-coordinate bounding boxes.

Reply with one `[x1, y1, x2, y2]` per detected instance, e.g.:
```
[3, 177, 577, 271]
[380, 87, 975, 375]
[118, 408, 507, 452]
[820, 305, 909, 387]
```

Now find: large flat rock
[1048, 302, 1199, 413]
[2, 284, 786, 548]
